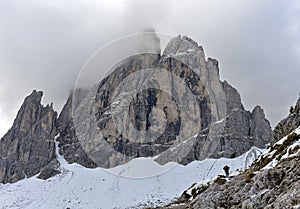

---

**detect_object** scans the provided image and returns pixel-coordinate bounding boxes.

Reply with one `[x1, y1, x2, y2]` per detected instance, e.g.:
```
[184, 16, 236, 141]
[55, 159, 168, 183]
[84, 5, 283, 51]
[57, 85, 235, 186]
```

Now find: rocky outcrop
[251, 106, 273, 147]
[273, 97, 300, 143]
[0, 90, 59, 183]
[169, 156, 300, 209]
[167, 132, 300, 209]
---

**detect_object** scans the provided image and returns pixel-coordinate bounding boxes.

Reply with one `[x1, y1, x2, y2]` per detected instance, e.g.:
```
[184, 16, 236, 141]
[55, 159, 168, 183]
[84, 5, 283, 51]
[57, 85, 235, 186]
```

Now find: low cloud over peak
[0, 0, 299, 136]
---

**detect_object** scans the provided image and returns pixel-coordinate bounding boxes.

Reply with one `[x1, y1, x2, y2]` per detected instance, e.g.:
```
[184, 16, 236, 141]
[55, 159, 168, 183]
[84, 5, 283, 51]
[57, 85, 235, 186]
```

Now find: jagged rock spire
[0, 90, 58, 183]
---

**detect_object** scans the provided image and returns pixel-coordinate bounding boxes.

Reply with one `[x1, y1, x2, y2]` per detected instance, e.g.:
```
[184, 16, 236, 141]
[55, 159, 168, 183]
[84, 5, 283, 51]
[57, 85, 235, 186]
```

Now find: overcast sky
[0, 0, 299, 137]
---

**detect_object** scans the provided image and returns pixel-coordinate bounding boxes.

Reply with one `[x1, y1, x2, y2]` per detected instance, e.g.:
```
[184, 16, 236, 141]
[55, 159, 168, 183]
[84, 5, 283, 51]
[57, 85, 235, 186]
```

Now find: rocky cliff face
[273, 97, 300, 143]
[57, 35, 272, 168]
[56, 90, 97, 168]
[0, 90, 59, 183]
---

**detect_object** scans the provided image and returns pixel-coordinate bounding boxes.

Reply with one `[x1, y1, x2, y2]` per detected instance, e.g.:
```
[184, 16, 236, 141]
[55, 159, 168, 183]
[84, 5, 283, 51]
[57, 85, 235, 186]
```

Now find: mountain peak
[1, 35, 272, 184]
[24, 90, 43, 104]
[163, 35, 203, 56]
[252, 105, 264, 115]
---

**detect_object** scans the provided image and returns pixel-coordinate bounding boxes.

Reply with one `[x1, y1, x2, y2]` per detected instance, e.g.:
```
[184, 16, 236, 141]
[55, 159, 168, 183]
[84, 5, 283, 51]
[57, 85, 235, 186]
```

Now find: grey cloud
[0, 0, 299, 136]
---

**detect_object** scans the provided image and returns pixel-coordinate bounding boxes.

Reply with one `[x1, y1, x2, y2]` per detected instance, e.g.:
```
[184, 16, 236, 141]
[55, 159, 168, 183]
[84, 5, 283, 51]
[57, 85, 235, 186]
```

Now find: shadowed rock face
[56, 90, 97, 168]
[0, 90, 58, 183]
[57, 35, 272, 168]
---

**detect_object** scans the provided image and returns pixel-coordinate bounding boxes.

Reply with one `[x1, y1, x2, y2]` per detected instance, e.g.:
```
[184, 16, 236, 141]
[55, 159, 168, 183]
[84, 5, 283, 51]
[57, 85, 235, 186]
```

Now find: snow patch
[0, 146, 264, 209]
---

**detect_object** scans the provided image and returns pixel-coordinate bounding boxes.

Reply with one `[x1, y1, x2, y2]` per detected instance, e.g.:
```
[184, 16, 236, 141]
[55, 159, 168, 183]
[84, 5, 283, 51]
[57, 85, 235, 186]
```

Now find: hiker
[223, 165, 230, 178]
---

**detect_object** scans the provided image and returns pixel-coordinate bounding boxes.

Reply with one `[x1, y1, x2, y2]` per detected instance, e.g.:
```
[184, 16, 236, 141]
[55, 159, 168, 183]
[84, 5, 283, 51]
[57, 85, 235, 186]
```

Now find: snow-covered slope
[0, 144, 264, 209]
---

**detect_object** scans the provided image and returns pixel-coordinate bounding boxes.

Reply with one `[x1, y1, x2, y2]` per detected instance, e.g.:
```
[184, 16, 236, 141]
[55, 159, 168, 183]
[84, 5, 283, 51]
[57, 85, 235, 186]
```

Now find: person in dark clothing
[223, 165, 230, 178]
